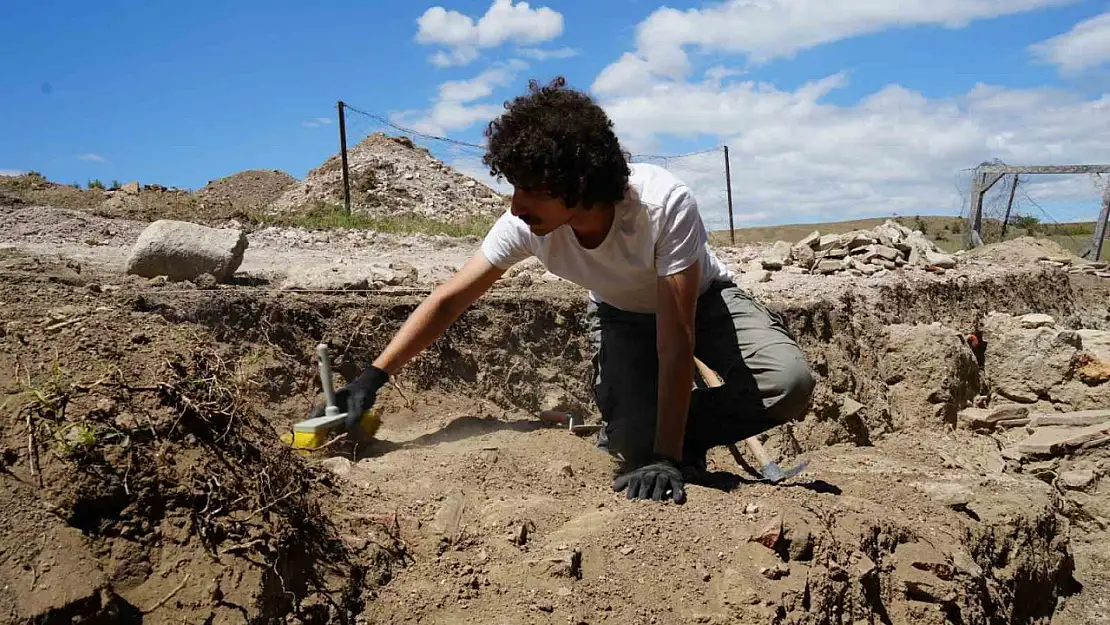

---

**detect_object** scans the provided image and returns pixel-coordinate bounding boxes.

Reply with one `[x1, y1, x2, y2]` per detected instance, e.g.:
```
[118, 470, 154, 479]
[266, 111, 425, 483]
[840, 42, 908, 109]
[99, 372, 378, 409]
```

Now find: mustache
[518, 214, 538, 225]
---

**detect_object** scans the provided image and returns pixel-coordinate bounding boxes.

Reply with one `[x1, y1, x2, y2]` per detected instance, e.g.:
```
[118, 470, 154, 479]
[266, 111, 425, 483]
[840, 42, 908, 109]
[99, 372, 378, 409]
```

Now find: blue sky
[2, 0, 1109, 229]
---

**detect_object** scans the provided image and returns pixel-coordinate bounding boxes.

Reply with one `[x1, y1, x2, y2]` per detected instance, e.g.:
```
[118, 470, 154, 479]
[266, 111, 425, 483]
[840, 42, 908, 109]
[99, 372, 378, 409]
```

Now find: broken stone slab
[816, 234, 840, 251]
[815, 259, 846, 274]
[825, 247, 850, 259]
[792, 244, 816, 269]
[279, 265, 374, 291]
[869, 244, 902, 261]
[1077, 329, 1110, 362]
[1017, 422, 1110, 457]
[126, 219, 248, 282]
[924, 250, 957, 269]
[762, 240, 793, 270]
[797, 231, 821, 249]
[841, 396, 865, 418]
[1059, 470, 1096, 490]
[1020, 313, 1055, 329]
[1027, 409, 1110, 428]
[957, 405, 1030, 431]
[838, 231, 874, 250]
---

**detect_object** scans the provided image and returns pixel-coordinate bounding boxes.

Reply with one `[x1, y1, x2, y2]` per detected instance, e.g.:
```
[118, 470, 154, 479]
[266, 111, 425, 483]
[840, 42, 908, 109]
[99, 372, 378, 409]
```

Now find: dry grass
[251, 201, 496, 238]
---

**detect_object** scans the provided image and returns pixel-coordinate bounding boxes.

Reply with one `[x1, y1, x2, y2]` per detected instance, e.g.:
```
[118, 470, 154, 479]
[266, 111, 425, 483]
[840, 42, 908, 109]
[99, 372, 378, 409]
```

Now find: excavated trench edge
[134, 266, 1101, 624]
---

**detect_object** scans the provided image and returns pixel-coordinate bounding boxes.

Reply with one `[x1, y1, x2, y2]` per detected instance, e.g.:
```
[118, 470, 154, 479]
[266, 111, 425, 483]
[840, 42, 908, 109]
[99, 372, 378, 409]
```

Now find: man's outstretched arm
[372, 251, 506, 374]
[653, 260, 701, 462]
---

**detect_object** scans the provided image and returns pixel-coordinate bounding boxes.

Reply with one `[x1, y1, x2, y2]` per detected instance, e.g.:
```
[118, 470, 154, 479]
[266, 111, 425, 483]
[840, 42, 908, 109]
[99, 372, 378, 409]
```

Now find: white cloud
[1030, 10, 1110, 73]
[596, 70, 1110, 229]
[416, 0, 564, 67]
[77, 153, 106, 163]
[301, 117, 332, 128]
[394, 60, 528, 136]
[517, 46, 579, 61]
[0, 169, 25, 177]
[595, 0, 1076, 85]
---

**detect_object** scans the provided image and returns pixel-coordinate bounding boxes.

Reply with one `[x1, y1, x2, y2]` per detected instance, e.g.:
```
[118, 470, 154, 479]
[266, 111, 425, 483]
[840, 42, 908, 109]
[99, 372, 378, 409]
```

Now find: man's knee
[762, 348, 816, 423]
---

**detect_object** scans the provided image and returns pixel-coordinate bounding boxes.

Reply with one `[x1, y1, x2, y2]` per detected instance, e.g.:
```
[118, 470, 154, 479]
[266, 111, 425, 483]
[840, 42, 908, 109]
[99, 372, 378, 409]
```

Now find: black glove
[613, 455, 686, 504]
[309, 365, 389, 439]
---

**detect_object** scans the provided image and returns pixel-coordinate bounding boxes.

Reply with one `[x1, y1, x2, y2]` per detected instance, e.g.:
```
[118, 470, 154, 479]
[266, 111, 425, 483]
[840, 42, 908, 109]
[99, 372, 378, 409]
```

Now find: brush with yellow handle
[282, 344, 387, 450]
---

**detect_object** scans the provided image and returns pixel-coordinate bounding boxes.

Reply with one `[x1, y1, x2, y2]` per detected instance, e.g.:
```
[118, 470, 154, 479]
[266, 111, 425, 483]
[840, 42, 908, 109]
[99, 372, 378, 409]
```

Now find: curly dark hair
[483, 76, 630, 209]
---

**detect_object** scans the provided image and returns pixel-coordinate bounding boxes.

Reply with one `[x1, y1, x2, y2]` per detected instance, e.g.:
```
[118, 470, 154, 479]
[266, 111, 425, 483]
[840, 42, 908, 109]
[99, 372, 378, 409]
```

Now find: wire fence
[955, 161, 1110, 259]
[338, 101, 739, 238]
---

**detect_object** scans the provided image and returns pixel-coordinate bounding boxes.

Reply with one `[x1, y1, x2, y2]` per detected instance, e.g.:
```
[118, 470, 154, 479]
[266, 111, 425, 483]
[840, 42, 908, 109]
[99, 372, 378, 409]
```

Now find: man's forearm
[654, 342, 694, 462]
[372, 291, 466, 374]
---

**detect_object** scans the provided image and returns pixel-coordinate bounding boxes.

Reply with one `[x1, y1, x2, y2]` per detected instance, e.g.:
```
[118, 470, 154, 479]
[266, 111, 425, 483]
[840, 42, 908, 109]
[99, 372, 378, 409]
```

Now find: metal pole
[1000, 174, 1019, 241]
[1094, 184, 1110, 261]
[338, 100, 351, 214]
[723, 146, 735, 245]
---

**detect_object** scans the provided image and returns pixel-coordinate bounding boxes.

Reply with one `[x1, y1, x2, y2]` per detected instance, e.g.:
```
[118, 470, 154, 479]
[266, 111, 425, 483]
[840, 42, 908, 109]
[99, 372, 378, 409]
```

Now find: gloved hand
[612, 455, 686, 504]
[309, 365, 389, 440]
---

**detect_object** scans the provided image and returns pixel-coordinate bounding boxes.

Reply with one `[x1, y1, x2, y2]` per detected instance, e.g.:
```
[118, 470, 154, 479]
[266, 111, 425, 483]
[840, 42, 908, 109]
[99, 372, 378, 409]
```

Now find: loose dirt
[2, 192, 1110, 623]
[269, 133, 507, 219]
[195, 169, 298, 217]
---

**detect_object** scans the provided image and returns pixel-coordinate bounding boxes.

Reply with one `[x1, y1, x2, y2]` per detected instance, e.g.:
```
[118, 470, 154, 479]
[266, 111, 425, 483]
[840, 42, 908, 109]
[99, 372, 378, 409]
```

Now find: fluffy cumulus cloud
[394, 59, 528, 136]
[1030, 9, 1110, 73]
[597, 70, 1110, 229]
[417, 0, 563, 67]
[595, 0, 1075, 84]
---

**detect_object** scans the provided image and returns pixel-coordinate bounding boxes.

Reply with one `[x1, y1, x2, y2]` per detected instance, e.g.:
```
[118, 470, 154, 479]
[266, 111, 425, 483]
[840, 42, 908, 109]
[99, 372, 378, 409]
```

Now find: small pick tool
[284, 343, 380, 450]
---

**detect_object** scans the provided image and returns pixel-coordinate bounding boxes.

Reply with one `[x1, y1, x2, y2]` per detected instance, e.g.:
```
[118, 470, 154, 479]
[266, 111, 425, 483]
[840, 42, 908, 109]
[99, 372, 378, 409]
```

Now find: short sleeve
[481, 210, 535, 270]
[654, 185, 708, 277]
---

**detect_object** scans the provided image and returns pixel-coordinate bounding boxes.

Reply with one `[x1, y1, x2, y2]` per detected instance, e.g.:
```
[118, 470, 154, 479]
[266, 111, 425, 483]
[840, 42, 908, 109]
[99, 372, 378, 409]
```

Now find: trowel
[693, 357, 809, 485]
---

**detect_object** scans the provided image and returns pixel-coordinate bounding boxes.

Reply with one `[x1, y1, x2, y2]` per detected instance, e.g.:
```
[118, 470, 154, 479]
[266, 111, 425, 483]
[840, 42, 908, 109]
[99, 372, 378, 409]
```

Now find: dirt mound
[270, 132, 507, 220]
[965, 236, 1077, 264]
[0, 266, 402, 623]
[195, 169, 297, 217]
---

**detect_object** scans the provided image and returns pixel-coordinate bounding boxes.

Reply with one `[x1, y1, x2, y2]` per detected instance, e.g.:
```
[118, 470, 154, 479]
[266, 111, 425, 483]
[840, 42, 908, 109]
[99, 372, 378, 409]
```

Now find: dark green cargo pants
[586, 279, 815, 466]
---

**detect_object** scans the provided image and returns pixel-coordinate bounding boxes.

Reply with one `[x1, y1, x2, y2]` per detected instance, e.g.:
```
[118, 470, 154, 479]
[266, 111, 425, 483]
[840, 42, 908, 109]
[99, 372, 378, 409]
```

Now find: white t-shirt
[480, 162, 732, 313]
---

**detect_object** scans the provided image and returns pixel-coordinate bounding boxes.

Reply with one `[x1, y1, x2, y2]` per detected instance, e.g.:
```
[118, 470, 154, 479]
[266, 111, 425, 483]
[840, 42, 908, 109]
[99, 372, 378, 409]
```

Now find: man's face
[510, 188, 574, 236]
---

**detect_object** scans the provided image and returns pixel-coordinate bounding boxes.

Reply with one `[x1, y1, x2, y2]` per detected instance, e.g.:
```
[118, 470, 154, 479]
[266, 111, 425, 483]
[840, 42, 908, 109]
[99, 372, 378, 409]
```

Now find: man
[311, 77, 815, 504]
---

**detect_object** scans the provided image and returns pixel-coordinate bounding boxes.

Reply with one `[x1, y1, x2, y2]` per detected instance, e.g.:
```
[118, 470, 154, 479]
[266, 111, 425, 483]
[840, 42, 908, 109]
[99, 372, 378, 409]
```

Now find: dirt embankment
[2, 247, 1109, 623]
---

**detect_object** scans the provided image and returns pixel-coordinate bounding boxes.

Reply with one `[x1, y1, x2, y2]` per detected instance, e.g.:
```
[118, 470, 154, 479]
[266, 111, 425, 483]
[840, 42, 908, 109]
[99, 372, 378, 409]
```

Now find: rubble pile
[758, 219, 958, 277]
[270, 132, 508, 220]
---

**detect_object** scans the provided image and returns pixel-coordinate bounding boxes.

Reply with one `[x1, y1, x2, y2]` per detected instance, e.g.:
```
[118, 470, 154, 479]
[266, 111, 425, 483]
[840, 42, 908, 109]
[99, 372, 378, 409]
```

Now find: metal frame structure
[968, 163, 1110, 260]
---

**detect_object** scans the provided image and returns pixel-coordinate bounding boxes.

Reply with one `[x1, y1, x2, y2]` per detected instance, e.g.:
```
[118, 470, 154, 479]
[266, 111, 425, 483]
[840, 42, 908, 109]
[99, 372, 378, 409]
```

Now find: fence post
[723, 146, 735, 245]
[338, 100, 351, 214]
[1000, 174, 1018, 241]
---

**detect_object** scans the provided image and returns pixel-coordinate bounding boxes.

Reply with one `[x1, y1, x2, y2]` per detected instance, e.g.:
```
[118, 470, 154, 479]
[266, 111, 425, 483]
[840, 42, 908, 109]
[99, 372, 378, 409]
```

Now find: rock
[881, 323, 981, 431]
[752, 514, 783, 550]
[815, 259, 845, 274]
[825, 247, 849, 259]
[320, 457, 354, 476]
[957, 405, 1030, 430]
[757, 270, 772, 283]
[760, 563, 790, 580]
[924, 250, 957, 269]
[762, 241, 792, 270]
[870, 244, 905, 261]
[816, 234, 840, 251]
[1020, 313, 1055, 329]
[1028, 409, 1110, 428]
[279, 265, 374, 291]
[852, 552, 876, 578]
[121, 180, 140, 194]
[1059, 469, 1096, 489]
[432, 494, 466, 543]
[797, 231, 820, 248]
[981, 313, 1091, 407]
[1017, 422, 1110, 457]
[126, 220, 248, 282]
[620, 546, 635, 556]
[540, 548, 582, 579]
[1077, 329, 1110, 361]
[841, 396, 865, 418]
[792, 244, 816, 269]
[510, 520, 535, 546]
